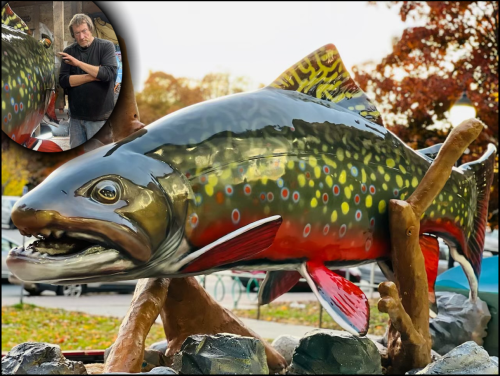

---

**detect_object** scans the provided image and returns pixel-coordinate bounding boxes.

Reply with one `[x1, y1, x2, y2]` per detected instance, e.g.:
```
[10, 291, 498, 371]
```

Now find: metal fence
[195, 264, 379, 328]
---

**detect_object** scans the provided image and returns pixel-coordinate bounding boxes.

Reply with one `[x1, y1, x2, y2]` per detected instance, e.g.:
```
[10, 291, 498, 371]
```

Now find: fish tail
[459, 143, 496, 282]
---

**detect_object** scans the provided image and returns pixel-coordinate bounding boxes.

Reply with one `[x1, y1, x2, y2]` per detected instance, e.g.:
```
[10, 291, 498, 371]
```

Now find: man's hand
[59, 52, 81, 68]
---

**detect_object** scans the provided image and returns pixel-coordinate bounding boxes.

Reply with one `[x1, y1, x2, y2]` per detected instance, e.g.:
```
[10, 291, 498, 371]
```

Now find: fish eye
[91, 180, 121, 204]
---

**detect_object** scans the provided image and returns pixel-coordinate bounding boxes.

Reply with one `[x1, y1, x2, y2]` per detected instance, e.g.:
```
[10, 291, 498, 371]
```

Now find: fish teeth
[53, 230, 65, 239]
[67, 232, 103, 243]
[40, 229, 51, 238]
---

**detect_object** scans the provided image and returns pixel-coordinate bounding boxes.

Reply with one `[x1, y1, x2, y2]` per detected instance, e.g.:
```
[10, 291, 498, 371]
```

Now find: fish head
[6, 143, 182, 284]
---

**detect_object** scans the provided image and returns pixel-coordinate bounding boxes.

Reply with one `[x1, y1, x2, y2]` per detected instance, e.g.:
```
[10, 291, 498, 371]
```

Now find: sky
[99, 2, 419, 92]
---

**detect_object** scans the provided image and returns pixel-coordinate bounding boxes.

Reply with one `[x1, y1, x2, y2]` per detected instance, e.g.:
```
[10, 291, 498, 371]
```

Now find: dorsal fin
[417, 144, 443, 160]
[269, 44, 383, 126]
[1, 4, 32, 35]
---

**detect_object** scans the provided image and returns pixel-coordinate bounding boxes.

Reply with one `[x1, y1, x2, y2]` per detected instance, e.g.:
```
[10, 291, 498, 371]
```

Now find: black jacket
[59, 38, 117, 121]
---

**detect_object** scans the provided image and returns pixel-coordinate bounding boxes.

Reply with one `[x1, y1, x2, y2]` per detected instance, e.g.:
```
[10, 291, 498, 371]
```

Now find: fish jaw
[6, 207, 149, 283]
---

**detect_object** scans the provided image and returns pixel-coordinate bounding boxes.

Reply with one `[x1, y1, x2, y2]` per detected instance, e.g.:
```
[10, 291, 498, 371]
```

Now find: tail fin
[459, 143, 497, 279]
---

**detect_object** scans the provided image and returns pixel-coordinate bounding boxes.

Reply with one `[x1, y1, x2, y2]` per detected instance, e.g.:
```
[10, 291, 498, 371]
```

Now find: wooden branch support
[104, 277, 287, 374]
[379, 118, 484, 374]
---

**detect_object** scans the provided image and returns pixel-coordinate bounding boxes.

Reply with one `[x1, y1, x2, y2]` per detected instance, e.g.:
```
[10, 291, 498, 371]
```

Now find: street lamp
[449, 91, 476, 128]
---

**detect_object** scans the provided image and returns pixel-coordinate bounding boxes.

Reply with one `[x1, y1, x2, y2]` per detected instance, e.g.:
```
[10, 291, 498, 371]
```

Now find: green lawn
[2, 300, 388, 352]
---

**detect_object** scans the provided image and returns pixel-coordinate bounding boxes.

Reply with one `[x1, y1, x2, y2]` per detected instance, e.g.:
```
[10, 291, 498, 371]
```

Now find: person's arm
[69, 74, 98, 87]
[58, 49, 72, 90]
[95, 41, 118, 82]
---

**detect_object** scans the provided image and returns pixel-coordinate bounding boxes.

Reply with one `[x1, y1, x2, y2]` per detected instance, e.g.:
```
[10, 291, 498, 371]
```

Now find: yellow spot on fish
[322, 155, 337, 168]
[354, 153, 359, 160]
[337, 148, 344, 161]
[465, 211, 468, 217]
[309, 156, 318, 167]
[378, 166, 385, 174]
[386, 159, 395, 168]
[378, 200, 386, 214]
[460, 218, 464, 226]
[208, 175, 218, 186]
[344, 187, 351, 199]
[430, 211, 435, 218]
[331, 210, 338, 222]
[262, 177, 268, 185]
[196, 196, 202, 205]
[205, 185, 214, 196]
[325, 175, 333, 188]
[355, 104, 366, 110]
[311, 198, 318, 208]
[1, 101, 4, 110]
[341, 202, 349, 215]
[221, 169, 231, 180]
[346, 150, 352, 158]
[370, 173, 376, 181]
[298, 174, 306, 187]
[314, 166, 321, 178]
[396, 175, 403, 188]
[264, 205, 270, 215]
[322, 145, 328, 152]
[361, 169, 367, 183]
[405, 179, 410, 187]
[316, 190, 321, 198]
[399, 165, 407, 174]
[287, 161, 294, 169]
[347, 163, 352, 169]
[448, 195, 453, 202]
[339, 170, 347, 184]
[382, 183, 388, 191]
[455, 216, 460, 223]
[364, 153, 372, 165]
[309, 180, 315, 187]
[400, 193, 407, 200]
[366, 195, 372, 208]
[384, 174, 391, 182]
[411, 177, 419, 188]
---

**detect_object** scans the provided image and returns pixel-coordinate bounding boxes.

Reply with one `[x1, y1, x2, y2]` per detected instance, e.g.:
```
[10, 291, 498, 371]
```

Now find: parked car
[359, 237, 494, 287]
[2, 229, 137, 297]
[231, 267, 362, 292]
[1, 196, 20, 229]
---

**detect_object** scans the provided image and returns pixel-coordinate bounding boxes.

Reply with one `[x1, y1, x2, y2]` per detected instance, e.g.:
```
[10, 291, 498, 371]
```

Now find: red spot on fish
[333, 185, 340, 195]
[355, 210, 362, 221]
[339, 224, 347, 238]
[267, 192, 274, 202]
[323, 224, 330, 235]
[290, 127, 295, 131]
[303, 224, 311, 237]
[260, 193, 266, 201]
[3, 117, 8, 124]
[292, 192, 300, 203]
[322, 193, 329, 204]
[365, 239, 372, 251]
[200, 175, 207, 184]
[244, 185, 252, 195]
[281, 188, 289, 199]
[239, 167, 244, 173]
[305, 172, 311, 179]
[361, 184, 367, 193]
[231, 209, 240, 224]
[216, 191, 224, 204]
[323, 166, 330, 174]
[369, 185, 376, 194]
[355, 194, 360, 204]
[185, 172, 191, 178]
[393, 189, 399, 197]
[14, 104, 18, 113]
[370, 218, 375, 227]
[189, 214, 199, 228]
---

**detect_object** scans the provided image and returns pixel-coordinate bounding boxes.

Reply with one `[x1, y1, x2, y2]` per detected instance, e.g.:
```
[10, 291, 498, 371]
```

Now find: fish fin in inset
[419, 234, 440, 305]
[300, 260, 369, 336]
[269, 44, 384, 127]
[179, 216, 282, 273]
[1, 4, 32, 35]
[258, 270, 301, 305]
[416, 143, 443, 160]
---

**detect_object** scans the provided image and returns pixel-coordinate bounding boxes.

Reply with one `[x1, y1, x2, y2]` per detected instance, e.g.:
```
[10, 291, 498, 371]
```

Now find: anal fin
[301, 261, 369, 336]
[419, 234, 440, 304]
[180, 216, 282, 273]
[258, 270, 301, 305]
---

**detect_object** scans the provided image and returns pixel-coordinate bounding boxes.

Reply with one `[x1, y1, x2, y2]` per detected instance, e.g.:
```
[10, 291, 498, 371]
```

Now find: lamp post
[449, 91, 476, 128]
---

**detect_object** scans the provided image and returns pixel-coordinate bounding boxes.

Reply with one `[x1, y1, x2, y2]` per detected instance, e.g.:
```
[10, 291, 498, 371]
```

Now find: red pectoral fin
[302, 261, 369, 336]
[419, 234, 440, 304]
[258, 270, 301, 305]
[180, 216, 282, 273]
[25, 137, 63, 152]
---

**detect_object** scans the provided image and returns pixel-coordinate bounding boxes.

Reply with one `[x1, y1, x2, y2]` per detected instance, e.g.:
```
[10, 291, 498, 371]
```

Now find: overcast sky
[99, 2, 419, 92]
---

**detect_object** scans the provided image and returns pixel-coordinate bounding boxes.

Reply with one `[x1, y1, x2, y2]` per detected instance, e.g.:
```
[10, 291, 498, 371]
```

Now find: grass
[233, 299, 388, 336]
[1, 304, 166, 352]
[2, 300, 388, 352]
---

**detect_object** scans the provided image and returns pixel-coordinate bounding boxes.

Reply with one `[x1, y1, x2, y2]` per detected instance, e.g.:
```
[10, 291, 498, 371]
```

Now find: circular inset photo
[1, 1, 122, 152]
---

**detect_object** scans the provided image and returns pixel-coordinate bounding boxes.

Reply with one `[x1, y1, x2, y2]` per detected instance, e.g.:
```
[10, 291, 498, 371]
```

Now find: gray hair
[69, 14, 94, 38]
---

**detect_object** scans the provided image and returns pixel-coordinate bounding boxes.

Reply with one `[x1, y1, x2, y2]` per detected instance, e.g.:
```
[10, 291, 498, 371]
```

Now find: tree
[136, 71, 256, 125]
[353, 1, 498, 227]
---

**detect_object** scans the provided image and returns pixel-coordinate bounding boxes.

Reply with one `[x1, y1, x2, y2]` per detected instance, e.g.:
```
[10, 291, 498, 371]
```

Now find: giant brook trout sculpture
[1, 4, 62, 152]
[8, 44, 496, 336]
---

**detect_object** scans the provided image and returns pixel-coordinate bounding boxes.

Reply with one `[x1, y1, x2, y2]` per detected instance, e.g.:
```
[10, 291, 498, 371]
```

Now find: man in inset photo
[59, 14, 117, 148]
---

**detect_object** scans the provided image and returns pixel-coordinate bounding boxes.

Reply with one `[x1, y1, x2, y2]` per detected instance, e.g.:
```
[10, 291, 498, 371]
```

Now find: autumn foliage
[353, 1, 498, 227]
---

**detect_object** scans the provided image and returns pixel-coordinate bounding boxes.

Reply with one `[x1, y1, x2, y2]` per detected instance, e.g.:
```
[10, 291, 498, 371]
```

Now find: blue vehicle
[435, 256, 498, 356]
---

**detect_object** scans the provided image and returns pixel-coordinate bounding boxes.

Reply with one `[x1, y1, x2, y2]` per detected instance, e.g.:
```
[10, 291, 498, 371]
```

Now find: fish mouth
[6, 227, 139, 284]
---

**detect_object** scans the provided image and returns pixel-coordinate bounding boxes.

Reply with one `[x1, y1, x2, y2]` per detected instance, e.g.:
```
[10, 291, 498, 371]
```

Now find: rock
[104, 345, 168, 372]
[271, 335, 300, 365]
[430, 292, 491, 355]
[179, 333, 269, 374]
[148, 340, 169, 354]
[1, 342, 87, 375]
[415, 341, 499, 374]
[288, 329, 382, 375]
[146, 367, 177, 374]
[85, 363, 105, 374]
